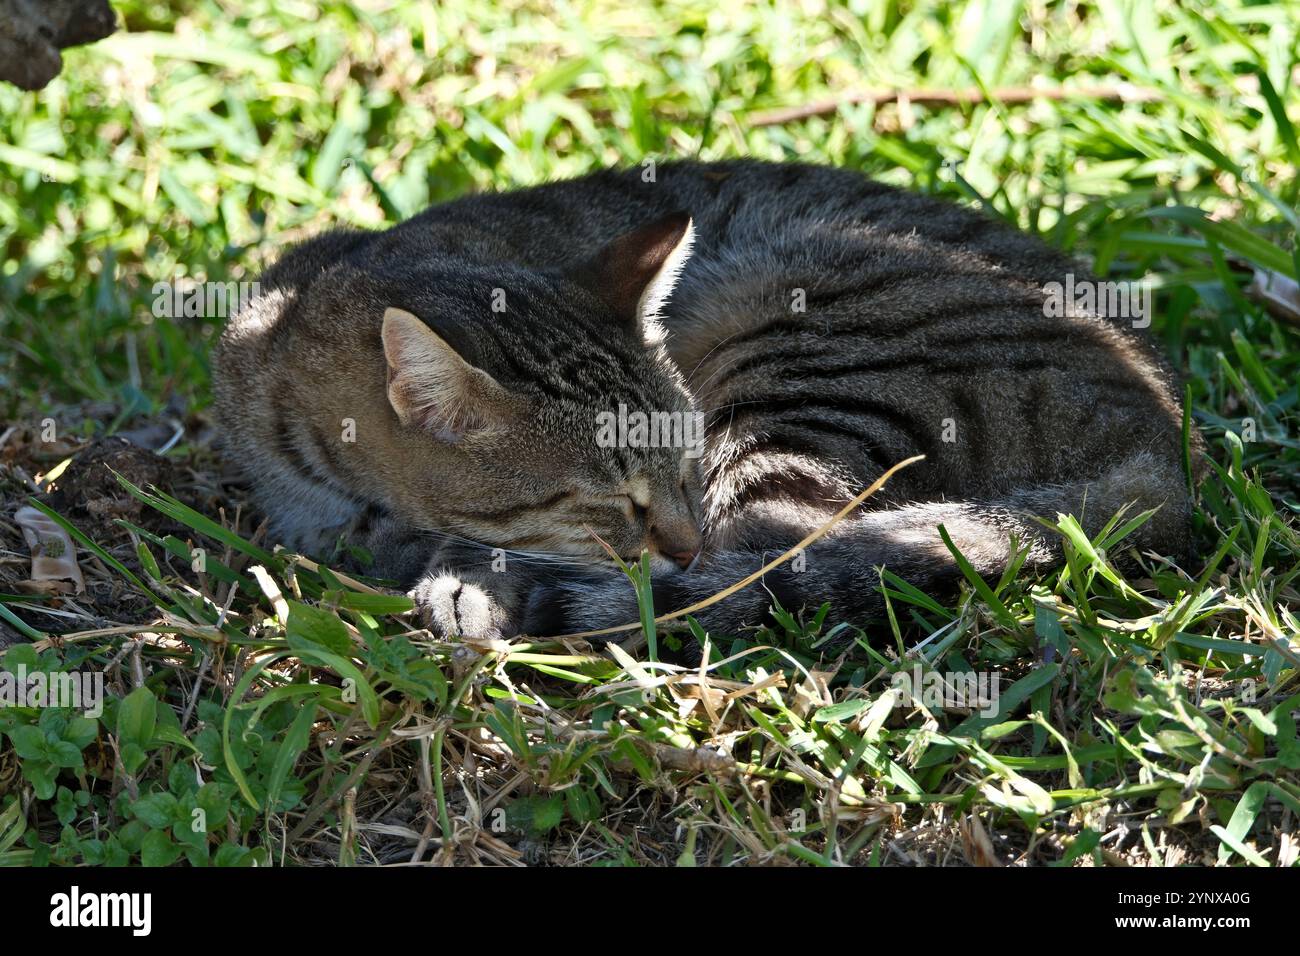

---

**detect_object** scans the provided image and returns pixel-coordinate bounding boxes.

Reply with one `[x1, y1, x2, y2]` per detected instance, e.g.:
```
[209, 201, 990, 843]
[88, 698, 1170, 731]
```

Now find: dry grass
[2, 0, 1299, 868]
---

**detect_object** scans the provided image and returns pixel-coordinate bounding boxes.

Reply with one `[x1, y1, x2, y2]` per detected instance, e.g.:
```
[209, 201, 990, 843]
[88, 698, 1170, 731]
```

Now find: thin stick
[32, 623, 223, 653]
[551, 454, 925, 642]
[748, 84, 1161, 127]
[288, 554, 385, 594]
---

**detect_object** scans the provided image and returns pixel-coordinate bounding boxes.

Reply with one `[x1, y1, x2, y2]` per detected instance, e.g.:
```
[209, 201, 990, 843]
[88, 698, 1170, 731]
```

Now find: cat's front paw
[409, 573, 514, 641]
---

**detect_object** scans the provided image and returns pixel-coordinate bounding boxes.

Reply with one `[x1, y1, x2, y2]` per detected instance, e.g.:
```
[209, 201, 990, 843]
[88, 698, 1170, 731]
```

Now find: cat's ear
[571, 211, 694, 346]
[381, 307, 520, 441]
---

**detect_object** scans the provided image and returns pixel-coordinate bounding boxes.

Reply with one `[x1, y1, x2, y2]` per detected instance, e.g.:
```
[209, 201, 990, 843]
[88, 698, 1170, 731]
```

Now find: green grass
[1, 0, 1298, 866]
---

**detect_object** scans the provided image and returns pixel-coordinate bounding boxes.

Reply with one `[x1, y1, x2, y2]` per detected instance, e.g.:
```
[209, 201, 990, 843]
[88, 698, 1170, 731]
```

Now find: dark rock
[0, 0, 117, 91]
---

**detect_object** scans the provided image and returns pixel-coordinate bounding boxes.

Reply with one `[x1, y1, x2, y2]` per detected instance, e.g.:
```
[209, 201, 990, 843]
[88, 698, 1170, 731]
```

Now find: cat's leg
[524, 451, 1193, 642]
[523, 504, 1032, 640]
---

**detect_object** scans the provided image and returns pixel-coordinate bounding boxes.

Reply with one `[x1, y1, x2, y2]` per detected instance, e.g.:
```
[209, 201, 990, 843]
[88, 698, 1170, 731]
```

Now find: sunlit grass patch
[1, 0, 1298, 866]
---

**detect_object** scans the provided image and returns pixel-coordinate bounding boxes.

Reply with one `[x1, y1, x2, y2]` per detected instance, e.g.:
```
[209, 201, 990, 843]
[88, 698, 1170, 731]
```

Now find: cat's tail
[523, 450, 1195, 642]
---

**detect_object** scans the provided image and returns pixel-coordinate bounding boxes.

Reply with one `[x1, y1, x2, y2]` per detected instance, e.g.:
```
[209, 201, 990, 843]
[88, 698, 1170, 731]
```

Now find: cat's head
[381, 212, 704, 570]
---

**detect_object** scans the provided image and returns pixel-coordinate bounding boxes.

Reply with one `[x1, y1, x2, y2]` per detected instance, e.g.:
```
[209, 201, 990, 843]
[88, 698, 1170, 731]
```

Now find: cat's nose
[650, 518, 703, 570]
[664, 546, 699, 570]
[650, 533, 701, 569]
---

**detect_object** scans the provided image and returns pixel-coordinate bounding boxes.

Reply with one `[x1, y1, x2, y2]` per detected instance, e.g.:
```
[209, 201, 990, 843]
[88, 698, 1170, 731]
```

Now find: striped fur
[212, 160, 1197, 643]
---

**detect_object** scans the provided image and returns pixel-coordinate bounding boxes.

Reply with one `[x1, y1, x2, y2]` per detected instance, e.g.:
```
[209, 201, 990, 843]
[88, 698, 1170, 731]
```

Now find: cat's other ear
[381, 307, 521, 441]
[570, 211, 694, 345]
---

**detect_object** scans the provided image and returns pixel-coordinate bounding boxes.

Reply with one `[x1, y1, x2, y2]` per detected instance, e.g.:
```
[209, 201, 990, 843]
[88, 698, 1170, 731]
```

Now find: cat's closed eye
[593, 493, 643, 521]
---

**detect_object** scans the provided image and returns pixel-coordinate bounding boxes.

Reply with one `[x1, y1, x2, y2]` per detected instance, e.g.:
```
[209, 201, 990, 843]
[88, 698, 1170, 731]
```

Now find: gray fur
[212, 160, 1197, 643]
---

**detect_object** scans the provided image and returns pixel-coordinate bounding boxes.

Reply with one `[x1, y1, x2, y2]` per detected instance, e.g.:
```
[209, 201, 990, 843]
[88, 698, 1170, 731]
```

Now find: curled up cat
[212, 160, 1198, 648]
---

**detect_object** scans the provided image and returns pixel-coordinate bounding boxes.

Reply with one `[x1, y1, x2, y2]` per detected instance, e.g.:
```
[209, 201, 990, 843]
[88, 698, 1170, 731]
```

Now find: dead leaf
[14, 505, 85, 594]
[960, 812, 1003, 867]
[1248, 268, 1300, 325]
[11, 578, 76, 596]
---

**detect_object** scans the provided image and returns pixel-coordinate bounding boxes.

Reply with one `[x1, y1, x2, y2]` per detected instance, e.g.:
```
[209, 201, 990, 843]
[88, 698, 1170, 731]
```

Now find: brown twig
[748, 83, 1162, 127]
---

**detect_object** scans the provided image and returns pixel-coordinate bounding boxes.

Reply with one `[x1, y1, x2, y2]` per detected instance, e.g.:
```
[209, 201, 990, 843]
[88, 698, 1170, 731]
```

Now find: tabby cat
[212, 160, 1196, 644]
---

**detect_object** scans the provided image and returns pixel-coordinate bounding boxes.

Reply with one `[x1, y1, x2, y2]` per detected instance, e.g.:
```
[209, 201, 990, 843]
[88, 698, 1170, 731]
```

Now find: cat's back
[625, 161, 1185, 497]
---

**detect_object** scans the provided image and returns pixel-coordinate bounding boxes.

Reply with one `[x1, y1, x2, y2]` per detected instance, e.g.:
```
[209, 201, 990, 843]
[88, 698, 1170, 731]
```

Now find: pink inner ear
[425, 414, 466, 443]
[387, 364, 479, 442]
[382, 307, 519, 442]
[401, 392, 466, 441]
